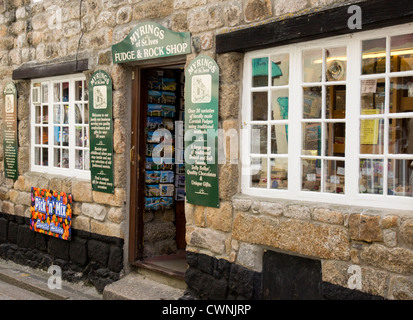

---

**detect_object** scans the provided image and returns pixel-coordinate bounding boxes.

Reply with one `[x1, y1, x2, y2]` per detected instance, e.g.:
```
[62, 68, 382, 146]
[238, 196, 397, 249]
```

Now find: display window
[242, 24, 413, 210]
[31, 74, 90, 179]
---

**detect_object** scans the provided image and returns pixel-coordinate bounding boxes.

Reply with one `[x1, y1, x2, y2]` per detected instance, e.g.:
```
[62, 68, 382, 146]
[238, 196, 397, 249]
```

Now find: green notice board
[3, 82, 18, 180]
[88, 70, 114, 194]
[185, 55, 220, 208]
[112, 22, 191, 64]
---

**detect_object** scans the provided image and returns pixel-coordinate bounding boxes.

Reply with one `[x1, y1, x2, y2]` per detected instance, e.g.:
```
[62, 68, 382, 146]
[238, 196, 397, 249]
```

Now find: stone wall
[185, 194, 413, 300]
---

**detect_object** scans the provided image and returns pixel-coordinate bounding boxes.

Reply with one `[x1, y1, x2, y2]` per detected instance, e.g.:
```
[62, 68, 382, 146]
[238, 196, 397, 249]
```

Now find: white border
[242, 23, 413, 211]
[30, 74, 91, 180]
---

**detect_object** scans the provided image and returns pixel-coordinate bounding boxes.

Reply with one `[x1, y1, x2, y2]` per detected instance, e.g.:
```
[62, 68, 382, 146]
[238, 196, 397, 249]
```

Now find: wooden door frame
[128, 59, 186, 263]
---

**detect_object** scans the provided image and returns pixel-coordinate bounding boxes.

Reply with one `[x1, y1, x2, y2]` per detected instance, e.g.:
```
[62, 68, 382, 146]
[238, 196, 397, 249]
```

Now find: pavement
[0, 257, 187, 300]
[0, 258, 102, 300]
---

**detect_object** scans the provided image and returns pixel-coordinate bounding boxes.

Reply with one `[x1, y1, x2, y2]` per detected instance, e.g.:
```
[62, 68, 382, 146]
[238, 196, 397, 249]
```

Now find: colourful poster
[30, 187, 72, 241]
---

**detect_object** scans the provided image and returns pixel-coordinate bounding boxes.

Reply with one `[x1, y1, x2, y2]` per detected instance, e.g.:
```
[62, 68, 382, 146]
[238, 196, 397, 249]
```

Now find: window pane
[361, 78, 385, 114]
[388, 159, 413, 197]
[362, 38, 386, 74]
[62, 149, 69, 168]
[42, 148, 48, 166]
[303, 87, 322, 119]
[54, 126, 61, 146]
[84, 127, 89, 148]
[251, 157, 267, 188]
[32, 84, 40, 104]
[270, 158, 288, 190]
[75, 127, 83, 147]
[324, 160, 345, 194]
[84, 104, 89, 124]
[389, 118, 413, 154]
[42, 127, 48, 144]
[326, 85, 346, 119]
[271, 125, 288, 154]
[271, 53, 289, 86]
[62, 127, 69, 146]
[360, 119, 384, 154]
[359, 159, 383, 194]
[271, 89, 288, 120]
[35, 127, 41, 144]
[42, 106, 48, 124]
[35, 147, 41, 165]
[251, 124, 267, 154]
[54, 83, 61, 102]
[391, 33, 413, 72]
[62, 82, 69, 102]
[302, 158, 321, 192]
[53, 105, 61, 124]
[35, 105, 41, 124]
[75, 150, 83, 170]
[54, 148, 61, 167]
[326, 123, 345, 156]
[63, 105, 69, 124]
[303, 49, 322, 83]
[83, 85, 88, 101]
[252, 57, 268, 87]
[252, 92, 268, 121]
[75, 104, 82, 124]
[302, 123, 321, 156]
[84, 150, 90, 170]
[75, 81, 83, 101]
[326, 47, 347, 82]
[42, 84, 48, 103]
[390, 77, 413, 113]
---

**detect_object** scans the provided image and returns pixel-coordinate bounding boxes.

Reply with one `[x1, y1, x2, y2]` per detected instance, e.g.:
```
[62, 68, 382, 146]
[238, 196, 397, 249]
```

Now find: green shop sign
[3, 82, 18, 180]
[89, 70, 114, 194]
[185, 55, 220, 208]
[112, 22, 191, 64]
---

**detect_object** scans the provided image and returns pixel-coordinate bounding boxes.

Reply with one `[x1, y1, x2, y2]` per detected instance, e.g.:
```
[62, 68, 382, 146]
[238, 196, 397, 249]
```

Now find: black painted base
[0, 212, 124, 293]
[184, 251, 384, 300]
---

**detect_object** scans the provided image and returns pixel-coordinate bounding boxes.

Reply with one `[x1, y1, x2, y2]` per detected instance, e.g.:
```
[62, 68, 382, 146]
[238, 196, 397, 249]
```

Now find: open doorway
[129, 63, 187, 277]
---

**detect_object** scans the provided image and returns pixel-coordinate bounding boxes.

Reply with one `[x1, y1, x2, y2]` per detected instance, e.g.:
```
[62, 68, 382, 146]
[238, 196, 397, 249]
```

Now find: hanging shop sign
[3, 82, 18, 180]
[88, 70, 115, 194]
[30, 187, 72, 241]
[184, 55, 220, 208]
[112, 22, 191, 64]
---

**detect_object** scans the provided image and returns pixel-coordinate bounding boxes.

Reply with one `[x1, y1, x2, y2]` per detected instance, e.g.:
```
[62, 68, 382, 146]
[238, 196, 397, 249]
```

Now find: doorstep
[134, 251, 187, 280]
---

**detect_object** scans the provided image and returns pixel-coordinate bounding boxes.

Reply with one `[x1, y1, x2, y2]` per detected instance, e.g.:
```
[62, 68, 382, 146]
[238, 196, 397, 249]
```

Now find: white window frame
[242, 23, 413, 211]
[30, 74, 91, 180]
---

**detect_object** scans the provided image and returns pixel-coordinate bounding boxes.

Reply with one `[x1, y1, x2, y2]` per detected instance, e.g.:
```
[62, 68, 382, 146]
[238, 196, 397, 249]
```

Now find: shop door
[129, 64, 186, 263]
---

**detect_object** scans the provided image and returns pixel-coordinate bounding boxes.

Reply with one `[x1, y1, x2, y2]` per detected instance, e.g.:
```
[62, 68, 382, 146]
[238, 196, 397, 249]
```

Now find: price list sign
[3, 82, 18, 180]
[185, 55, 220, 208]
[89, 70, 114, 194]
